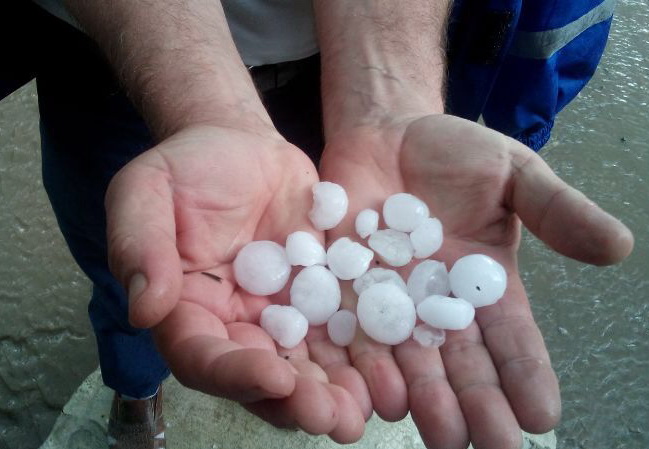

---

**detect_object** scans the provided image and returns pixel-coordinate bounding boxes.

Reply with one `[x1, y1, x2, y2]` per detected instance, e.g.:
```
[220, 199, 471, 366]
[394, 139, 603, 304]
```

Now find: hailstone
[412, 324, 446, 347]
[260, 305, 309, 349]
[410, 217, 443, 258]
[356, 283, 416, 345]
[368, 229, 414, 267]
[355, 209, 379, 239]
[326, 237, 374, 280]
[448, 254, 507, 307]
[352, 268, 407, 296]
[308, 182, 348, 230]
[290, 265, 341, 325]
[233, 241, 291, 296]
[383, 193, 429, 232]
[416, 295, 475, 330]
[327, 310, 357, 347]
[285, 231, 326, 266]
[406, 260, 451, 305]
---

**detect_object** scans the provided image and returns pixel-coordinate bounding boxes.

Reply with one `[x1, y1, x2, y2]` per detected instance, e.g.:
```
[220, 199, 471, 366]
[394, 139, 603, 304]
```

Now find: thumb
[105, 160, 183, 328]
[511, 150, 634, 266]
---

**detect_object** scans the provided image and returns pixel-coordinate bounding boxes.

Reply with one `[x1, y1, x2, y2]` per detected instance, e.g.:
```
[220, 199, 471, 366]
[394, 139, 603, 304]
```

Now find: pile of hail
[233, 182, 507, 350]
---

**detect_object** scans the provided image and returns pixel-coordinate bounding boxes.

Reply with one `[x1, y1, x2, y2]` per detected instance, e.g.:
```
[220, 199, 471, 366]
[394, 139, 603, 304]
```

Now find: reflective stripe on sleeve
[509, 0, 616, 59]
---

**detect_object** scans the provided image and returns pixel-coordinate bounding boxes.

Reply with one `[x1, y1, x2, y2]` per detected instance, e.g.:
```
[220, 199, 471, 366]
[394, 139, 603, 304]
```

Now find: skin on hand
[312, 114, 633, 449]
[105, 124, 365, 443]
[68, 0, 633, 445]
[67, 0, 368, 441]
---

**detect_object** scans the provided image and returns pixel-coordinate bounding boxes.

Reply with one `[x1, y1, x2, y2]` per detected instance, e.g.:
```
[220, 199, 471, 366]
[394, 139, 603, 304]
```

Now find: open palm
[316, 114, 633, 449]
[105, 125, 365, 442]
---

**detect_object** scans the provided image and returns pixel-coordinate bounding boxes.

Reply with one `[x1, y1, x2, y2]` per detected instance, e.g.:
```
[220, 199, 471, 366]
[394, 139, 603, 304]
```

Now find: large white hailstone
[406, 260, 451, 305]
[290, 265, 341, 325]
[410, 217, 444, 258]
[355, 209, 379, 239]
[233, 241, 291, 296]
[412, 324, 446, 347]
[352, 268, 407, 296]
[260, 305, 309, 349]
[356, 283, 417, 345]
[448, 254, 507, 307]
[383, 193, 430, 232]
[327, 310, 357, 347]
[326, 237, 374, 280]
[285, 231, 326, 267]
[368, 229, 414, 267]
[308, 182, 349, 231]
[416, 295, 475, 330]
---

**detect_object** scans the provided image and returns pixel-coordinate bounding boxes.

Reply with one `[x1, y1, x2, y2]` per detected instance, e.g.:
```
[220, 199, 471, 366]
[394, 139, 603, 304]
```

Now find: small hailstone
[406, 260, 451, 305]
[416, 295, 475, 330]
[383, 193, 429, 232]
[355, 209, 379, 239]
[233, 241, 290, 296]
[412, 324, 446, 347]
[260, 305, 309, 349]
[410, 217, 443, 258]
[285, 231, 326, 267]
[356, 283, 417, 345]
[368, 229, 414, 267]
[308, 182, 349, 230]
[327, 310, 357, 346]
[448, 254, 507, 307]
[326, 237, 374, 280]
[290, 265, 341, 325]
[352, 268, 407, 296]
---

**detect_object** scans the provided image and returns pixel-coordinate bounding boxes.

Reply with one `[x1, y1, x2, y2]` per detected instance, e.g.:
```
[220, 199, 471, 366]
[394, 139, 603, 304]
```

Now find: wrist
[315, 0, 449, 139]
[320, 64, 444, 140]
[65, 0, 276, 141]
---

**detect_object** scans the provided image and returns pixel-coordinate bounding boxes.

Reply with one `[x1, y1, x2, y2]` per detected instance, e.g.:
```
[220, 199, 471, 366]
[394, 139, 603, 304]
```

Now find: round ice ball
[290, 265, 341, 325]
[416, 295, 475, 330]
[406, 260, 451, 305]
[410, 217, 443, 258]
[355, 209, 379, 239]
[285, 231, 326, 267]
[326, 237, 374, 280]
[368, 229, 414, 267]
[308, 182, 349, 231]
[327, 310, 357, 347]
[352, 268, 407, 296]
[412, 324, 446, 347]
[357, 283, 416, 345]
[383, 193, 429, 232]
[260, 305, 309, 349]
[233, 241, 291, 296]
[448, 254, 507, 307]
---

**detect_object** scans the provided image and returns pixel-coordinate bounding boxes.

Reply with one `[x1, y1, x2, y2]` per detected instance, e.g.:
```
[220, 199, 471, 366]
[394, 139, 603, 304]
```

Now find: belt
[248, 54, 319, 93]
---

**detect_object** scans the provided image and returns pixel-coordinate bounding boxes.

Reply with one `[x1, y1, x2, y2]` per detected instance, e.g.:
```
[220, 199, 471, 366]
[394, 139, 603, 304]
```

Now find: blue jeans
[2, 2, 324, 397]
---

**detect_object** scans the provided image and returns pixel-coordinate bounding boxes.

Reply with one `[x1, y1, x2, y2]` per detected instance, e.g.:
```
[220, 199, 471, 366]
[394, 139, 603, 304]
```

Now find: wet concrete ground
[1, 1, 648, 448]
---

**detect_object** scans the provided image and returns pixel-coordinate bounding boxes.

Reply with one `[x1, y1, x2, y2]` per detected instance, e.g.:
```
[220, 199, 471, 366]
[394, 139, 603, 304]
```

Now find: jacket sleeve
[446, 0, 615, 151]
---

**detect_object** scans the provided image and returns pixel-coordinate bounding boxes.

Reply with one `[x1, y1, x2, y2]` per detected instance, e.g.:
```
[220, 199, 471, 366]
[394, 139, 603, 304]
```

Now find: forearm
[313, 0, 450, 139]
[64, 0, 273, 139]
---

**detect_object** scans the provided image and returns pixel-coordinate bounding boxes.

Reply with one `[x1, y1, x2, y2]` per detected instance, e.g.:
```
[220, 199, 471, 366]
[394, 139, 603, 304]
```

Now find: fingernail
[128, 273, 147, 304]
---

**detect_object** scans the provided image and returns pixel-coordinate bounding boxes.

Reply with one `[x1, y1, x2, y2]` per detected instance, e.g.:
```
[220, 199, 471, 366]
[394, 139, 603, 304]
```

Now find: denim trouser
[2, 2, 323, 397]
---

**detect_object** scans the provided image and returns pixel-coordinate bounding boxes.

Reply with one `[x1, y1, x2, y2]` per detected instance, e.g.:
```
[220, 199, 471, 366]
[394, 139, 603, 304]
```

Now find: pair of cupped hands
[105, 113, 633, 449]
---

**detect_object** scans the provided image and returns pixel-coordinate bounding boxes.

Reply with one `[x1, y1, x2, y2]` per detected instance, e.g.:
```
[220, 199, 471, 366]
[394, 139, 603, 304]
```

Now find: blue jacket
[446, 0, 615, 151]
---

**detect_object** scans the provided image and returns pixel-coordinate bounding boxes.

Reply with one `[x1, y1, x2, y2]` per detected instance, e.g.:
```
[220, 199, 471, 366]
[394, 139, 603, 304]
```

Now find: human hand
[314, 114, 634, 449]
[105, 125, 365, 442]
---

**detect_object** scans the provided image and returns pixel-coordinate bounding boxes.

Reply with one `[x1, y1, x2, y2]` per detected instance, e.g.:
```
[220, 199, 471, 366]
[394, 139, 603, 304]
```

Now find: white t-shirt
[32, 0, 319, 66]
